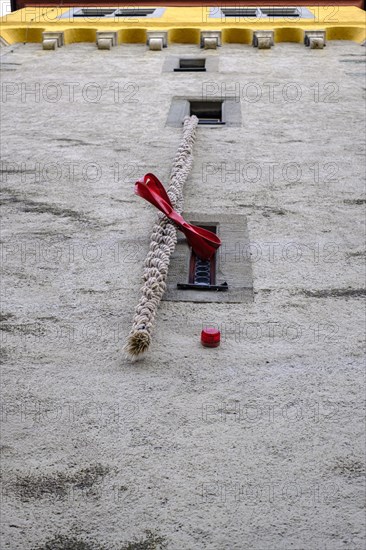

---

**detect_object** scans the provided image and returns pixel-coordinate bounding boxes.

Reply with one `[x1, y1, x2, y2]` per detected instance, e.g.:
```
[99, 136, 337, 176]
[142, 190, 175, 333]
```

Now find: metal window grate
[62, 7, 165, 19]
[219, 7, 301, 18]
[192, 258, 211, 285]
[114, 8, 156, 17]
[221, 8, 258, 17]
[207, 6, 313, 20]
[177, 225, 228, 292]
[72, 7, 157, 17]
[260, 7, 300, 17]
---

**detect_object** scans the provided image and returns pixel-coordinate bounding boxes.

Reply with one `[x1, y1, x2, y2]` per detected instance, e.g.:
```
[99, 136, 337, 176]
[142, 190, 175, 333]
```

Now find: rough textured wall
[0, 41, 365, 549]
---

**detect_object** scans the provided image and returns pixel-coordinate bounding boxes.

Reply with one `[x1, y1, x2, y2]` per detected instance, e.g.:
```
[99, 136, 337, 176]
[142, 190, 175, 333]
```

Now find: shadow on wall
[1, 26, 43, 43]
[63, 27, 96, 44]
[222, 28, 253, 44]
[274, 27, 304, 42]
[327, 25, 366, 41]
[119, 27, 147, 43]
[169, 27, 200, 44]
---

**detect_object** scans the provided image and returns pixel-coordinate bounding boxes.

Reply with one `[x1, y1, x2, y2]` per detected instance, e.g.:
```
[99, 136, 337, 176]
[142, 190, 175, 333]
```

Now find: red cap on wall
[201, 327, 220, 348]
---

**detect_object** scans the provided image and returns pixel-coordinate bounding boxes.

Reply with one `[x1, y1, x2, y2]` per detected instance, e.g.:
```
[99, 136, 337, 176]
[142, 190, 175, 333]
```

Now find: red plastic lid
[201, 327, 220, 348]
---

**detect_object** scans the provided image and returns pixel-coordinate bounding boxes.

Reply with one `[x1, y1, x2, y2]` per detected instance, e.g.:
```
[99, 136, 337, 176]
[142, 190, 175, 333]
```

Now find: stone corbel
[96, 31, 118, 50]
[304, 30, 326, 49]
[42, 32, 64, 50]
[147, 31, 168, 51]
[253, 31, 274, 49]
[200, 31, 221, 49]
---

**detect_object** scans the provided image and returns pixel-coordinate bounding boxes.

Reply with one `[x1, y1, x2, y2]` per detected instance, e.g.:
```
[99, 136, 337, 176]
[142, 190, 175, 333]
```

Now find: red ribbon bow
[135, 173, 221, 260]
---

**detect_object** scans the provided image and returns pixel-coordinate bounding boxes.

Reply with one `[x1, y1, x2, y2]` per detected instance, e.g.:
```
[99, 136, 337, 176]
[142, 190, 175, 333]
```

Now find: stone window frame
[163, 213, 253, 303]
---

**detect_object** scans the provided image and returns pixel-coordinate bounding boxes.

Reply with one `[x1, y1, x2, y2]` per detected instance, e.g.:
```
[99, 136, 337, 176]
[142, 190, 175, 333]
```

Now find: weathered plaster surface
[0, 41, 365, 549]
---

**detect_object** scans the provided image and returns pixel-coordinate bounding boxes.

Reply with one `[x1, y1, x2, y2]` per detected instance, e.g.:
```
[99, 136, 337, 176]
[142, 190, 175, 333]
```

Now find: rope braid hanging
[124, 115, 199, 359]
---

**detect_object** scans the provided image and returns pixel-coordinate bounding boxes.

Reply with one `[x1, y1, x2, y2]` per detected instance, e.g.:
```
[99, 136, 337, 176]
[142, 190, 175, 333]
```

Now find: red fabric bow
[135, 173, 221, 260]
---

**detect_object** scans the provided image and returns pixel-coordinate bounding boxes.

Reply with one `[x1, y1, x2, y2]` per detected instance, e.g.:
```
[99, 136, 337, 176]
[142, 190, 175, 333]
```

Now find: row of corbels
[42, 30, 326, 51]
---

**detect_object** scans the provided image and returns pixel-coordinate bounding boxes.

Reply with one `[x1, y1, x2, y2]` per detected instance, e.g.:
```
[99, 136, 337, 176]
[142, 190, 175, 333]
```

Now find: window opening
[114, 8, 156, 17]
[261, 7, 300, 17]
[174, 59, 206, 72]
[73, 8, 116, 17]
[221, 8, 258, 17]
[177, 225, 228, 291]
[189, 101, 224, 125]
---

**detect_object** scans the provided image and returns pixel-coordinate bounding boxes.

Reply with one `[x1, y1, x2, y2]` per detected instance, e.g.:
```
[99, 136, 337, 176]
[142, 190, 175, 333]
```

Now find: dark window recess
[114, 8, 156, 17]
[261, 8, 300, 17]
[222, 8, 258, 17]
[189, 101, 225, 125]
[73, 8, 116, 17]
[174, 59, 206, 72]
[177, 226, 228, 291]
